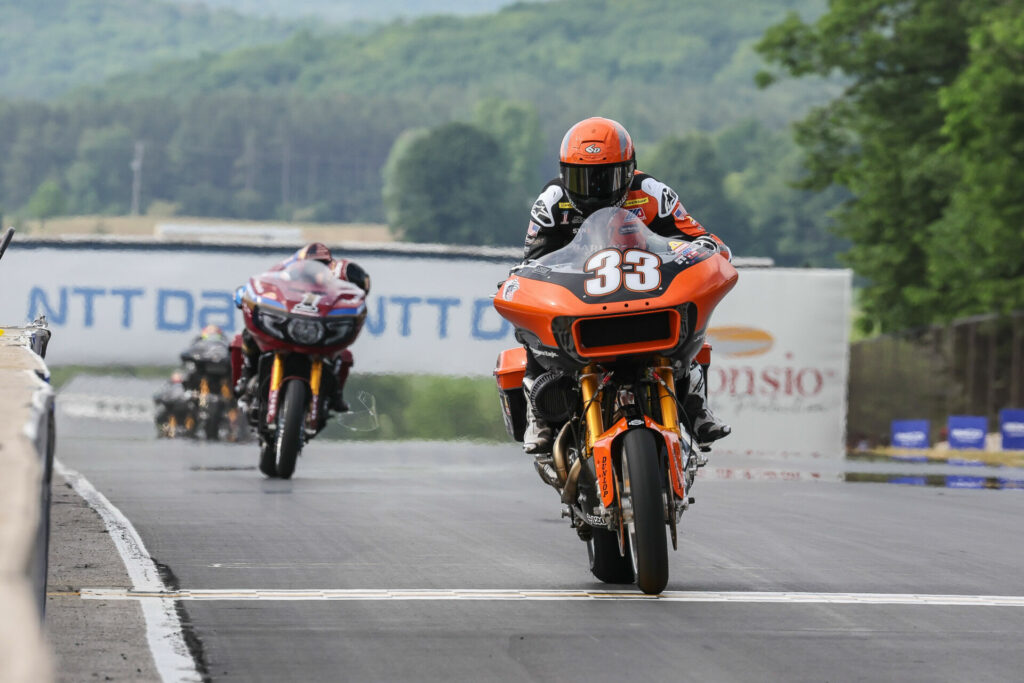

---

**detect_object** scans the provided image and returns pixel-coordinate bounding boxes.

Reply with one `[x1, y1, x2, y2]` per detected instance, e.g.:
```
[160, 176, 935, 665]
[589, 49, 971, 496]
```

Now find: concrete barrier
[0, 337, 54, 682]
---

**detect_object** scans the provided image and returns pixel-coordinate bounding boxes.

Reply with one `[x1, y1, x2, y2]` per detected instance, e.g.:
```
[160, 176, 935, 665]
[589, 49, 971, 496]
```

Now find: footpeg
[533, 457, 561, 489]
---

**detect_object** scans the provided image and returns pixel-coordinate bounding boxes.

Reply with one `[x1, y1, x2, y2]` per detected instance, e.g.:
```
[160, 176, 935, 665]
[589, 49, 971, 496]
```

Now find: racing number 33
[584, 249, 662, 296]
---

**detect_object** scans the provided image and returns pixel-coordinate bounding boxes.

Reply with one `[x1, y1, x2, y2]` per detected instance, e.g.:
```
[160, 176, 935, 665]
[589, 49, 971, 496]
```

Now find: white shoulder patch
[640, 177, 680, 218]
[530, 185, 563, 228]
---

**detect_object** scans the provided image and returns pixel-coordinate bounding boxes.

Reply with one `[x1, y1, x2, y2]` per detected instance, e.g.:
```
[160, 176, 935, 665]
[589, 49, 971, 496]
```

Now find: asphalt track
[51, 378, 1024, 682]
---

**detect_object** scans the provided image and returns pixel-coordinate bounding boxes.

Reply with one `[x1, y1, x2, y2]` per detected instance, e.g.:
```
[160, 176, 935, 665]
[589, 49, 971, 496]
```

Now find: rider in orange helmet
[521, 117, 732, 454]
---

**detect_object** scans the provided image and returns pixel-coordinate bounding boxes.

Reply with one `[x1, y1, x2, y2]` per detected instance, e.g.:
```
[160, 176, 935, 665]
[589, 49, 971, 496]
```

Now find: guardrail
[0, 324, 54, 682]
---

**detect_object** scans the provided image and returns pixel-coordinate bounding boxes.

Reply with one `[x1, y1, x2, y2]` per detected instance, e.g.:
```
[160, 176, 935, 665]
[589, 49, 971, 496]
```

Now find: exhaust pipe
[551, 421, 572, 487]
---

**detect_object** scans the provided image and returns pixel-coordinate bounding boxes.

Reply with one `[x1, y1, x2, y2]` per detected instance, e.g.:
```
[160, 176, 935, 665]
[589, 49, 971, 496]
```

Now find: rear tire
[275, 380, 308, 480]
[622, 429, 669, 595]
[587, 527, 634, 584]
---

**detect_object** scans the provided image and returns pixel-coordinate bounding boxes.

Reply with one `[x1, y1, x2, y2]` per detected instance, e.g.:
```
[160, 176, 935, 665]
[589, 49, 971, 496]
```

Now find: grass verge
[51, 366, 509, 443]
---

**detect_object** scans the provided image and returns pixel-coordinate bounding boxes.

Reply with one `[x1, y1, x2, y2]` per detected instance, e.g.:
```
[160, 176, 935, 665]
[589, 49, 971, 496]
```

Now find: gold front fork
[270, 354, 284, 393]
[655, 356, 679, 433]
[309, 358, 323, 400]
[580, 364, 604, 453]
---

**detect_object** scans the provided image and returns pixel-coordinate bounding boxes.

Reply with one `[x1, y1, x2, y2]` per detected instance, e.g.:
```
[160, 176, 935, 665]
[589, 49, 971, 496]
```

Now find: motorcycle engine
[529, 371, 577, 423]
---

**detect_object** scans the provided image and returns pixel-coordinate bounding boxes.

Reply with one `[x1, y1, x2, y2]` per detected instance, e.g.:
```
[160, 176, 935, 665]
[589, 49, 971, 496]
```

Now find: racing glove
[692, 235, 732, 262]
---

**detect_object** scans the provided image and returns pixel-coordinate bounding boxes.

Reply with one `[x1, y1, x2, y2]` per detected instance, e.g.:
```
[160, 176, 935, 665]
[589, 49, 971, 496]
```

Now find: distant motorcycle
[233, 259, 367, 479]
[153, 372, 193, 438]
[180, 336, 244, 441]
[493, 208, 737, 594]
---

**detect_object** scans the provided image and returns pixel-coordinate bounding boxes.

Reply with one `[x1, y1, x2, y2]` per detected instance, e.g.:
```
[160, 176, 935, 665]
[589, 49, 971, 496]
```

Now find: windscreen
[533, 207, 712, 274]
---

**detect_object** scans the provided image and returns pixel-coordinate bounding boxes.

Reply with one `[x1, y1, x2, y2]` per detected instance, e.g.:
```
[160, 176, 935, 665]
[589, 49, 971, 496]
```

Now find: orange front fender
[591, 416, 687, 508]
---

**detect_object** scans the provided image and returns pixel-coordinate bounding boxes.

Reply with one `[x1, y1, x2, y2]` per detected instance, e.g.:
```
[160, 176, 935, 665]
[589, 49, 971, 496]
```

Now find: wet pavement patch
[843, 472, 1024, 490]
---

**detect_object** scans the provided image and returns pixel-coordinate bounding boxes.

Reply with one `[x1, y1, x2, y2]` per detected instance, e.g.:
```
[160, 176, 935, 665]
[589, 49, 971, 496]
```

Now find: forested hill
[170, 0, 536, 22]
[0, 0, 306, 99]
[0, 0, 844, 268]
[91, 0, 831, 139]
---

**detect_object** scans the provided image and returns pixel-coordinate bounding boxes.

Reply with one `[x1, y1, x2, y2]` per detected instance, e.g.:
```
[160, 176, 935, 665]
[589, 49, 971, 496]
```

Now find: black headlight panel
[254, 305, 362, 347]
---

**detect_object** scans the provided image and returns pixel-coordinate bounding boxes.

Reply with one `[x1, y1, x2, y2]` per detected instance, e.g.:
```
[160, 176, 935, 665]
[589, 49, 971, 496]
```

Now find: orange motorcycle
[493, 208, 737, 594]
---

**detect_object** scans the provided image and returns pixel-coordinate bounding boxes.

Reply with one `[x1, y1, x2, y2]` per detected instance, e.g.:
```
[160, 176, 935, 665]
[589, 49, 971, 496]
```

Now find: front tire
[587, 527, 634, 584]
[275, 379, 308, 480]
[258, 441, 277, 478]
[622, 429, 669, 595]
[203, 404, 222, 441]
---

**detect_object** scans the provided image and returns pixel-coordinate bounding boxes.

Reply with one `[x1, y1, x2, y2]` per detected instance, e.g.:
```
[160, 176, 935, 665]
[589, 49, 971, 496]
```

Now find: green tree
[65, 124, 135, 214]
[757, 0, 1003, 331]
[716, 120, 848, 265]
[643, 133, 749, 251]
[472, 98, 544, 215]
[382, 122, 518, 245]
[927, 6, 1024, 317]
[25, 179, 67, 229]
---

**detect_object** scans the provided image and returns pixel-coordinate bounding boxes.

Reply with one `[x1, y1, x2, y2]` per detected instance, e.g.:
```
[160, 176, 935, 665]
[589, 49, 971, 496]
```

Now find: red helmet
[559, 117, 636, 216]
[296, 242, 333, 265]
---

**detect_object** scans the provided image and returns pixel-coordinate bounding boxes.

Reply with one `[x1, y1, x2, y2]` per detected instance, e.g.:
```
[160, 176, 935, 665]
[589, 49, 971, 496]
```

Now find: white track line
[58, 393, 153, 421]
[56, 461, 202, 683]
[78, 588, 1024, 607]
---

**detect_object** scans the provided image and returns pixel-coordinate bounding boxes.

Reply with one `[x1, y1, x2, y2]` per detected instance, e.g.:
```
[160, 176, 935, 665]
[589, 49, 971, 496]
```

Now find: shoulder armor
[530, 185, 564, 229]
[640, 176, 680, 218]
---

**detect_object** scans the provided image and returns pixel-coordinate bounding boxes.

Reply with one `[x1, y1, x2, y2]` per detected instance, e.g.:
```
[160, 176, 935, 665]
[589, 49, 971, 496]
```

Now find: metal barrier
[0, 325, 54, 682]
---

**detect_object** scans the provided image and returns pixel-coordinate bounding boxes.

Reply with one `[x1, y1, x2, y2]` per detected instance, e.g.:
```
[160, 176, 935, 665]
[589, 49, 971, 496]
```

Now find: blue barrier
[948, 415, 987, 450]
[891, 419, 930, 448]
[1001, 409, 1024, 451]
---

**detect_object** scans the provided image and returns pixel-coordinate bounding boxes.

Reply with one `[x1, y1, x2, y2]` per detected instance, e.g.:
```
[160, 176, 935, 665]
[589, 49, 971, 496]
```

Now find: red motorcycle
[493, 208, 737, 594]
[233, 259, 367, 479]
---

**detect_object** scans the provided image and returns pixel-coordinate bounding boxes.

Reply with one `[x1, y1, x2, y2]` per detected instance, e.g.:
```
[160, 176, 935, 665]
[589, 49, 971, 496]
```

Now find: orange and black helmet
[296, 242, 333, 265]
[559, 117, 636, 216]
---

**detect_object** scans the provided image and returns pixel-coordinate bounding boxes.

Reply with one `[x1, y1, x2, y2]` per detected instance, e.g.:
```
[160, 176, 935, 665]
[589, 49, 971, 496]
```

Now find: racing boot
[683, 362, 731, 445]
[329, 355, 351, 413]
[522, 376, 553, 454]
[234, 353, 258, 411]
[328, 387, 350, 413]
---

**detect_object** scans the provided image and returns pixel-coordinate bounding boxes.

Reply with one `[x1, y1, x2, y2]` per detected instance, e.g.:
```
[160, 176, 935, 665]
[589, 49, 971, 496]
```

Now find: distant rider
[520, 116, 733, 453]
[180, 324, 230, 391]
[234, 242, 371, 412]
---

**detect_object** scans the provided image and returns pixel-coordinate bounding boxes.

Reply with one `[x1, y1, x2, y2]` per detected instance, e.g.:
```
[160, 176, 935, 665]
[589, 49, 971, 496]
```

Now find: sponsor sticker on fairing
[502, 277, 520, 302]
[668, 239, 703, 265]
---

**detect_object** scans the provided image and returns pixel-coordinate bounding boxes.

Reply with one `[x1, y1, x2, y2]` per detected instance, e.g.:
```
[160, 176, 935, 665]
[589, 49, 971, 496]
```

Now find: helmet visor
[561, 161, 635, 204]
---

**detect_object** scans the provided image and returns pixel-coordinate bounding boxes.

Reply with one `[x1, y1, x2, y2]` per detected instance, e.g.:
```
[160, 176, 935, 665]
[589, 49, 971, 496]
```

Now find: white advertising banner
[0, 243, 518, 374]
[706, 269, 852, 459]
[0, 242, 850, 457]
